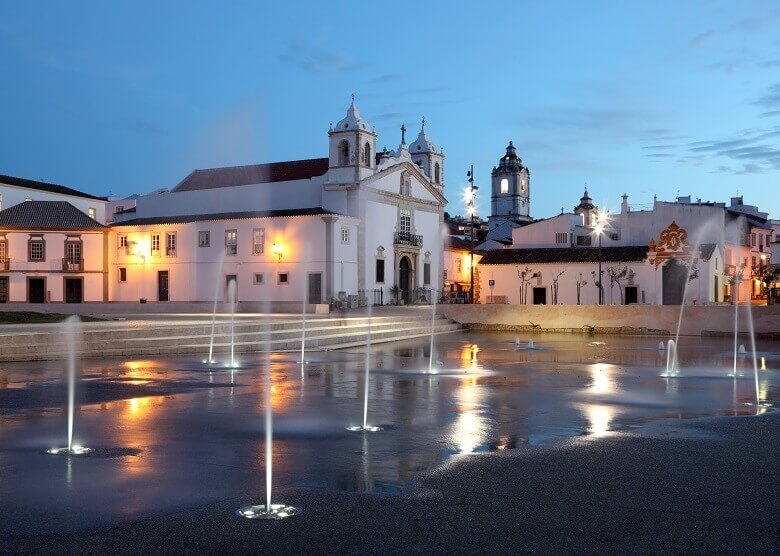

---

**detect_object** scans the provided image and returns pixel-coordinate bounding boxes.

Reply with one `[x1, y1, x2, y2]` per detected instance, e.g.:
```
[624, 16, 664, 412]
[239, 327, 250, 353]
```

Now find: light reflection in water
[583, 404, 616, 437]
[451, 376, 487, 454]
[583, 364, 618, 436]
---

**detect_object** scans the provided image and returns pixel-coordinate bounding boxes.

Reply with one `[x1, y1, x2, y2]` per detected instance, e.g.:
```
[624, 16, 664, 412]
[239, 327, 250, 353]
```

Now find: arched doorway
[399, 256, 411, 304]
[662, 258, 687, 305]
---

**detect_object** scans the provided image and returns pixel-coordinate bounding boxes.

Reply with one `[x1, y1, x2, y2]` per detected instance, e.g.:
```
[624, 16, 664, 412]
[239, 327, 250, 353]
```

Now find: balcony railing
[62, 258, 84, 272]
[393, 231, 423, 247]
[0, 258, 8, 271]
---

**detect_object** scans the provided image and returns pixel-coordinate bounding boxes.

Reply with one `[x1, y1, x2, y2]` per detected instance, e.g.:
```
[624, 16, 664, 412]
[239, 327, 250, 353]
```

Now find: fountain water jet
[296, 244, 311, 366]
[661, 339, 678, 377]
[207, 249, 228, 365]
[743, 300, 771, 407]
[348, 303, 383, 432]
[428, 290, 437, 372]
[227, 279, 237, 368]
[236, 302, 300, 519]
[46, 316, 92, 456]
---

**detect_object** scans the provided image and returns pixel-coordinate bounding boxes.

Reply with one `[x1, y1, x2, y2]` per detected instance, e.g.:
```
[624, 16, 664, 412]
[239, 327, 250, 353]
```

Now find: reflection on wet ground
[0, 332, 776, 533]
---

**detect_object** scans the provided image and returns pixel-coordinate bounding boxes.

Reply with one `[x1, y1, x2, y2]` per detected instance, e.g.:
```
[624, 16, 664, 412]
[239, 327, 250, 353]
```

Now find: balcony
[62, 258, 84, 272]
[393, 231, 423, 247]
[0, 258, 8, 271]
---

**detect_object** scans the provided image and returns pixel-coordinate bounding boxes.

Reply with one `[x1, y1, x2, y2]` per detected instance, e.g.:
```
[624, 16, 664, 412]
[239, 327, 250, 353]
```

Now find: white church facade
[111, 100, 447, 307]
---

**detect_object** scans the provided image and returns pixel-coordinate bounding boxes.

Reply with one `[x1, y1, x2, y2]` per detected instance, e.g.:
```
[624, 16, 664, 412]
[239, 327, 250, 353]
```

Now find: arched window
[363, 142, 371, 167]
[434, 162, 440, 184]
[339, 140, 350, 166]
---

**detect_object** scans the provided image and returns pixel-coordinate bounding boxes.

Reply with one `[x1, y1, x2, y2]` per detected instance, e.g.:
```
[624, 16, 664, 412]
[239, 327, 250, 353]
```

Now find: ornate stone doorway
[399, 256, 411, 304]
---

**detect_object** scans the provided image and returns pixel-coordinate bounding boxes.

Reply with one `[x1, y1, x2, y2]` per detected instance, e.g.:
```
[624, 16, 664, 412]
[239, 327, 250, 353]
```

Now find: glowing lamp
[271, 243, 284, 261]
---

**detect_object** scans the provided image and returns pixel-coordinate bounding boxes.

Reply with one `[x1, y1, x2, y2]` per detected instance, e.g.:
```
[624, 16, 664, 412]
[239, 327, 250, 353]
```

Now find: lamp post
[466, 165, 478, 304]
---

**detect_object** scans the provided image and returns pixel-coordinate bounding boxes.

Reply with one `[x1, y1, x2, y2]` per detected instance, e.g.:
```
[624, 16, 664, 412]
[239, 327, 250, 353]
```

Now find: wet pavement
[0, 331, 776, 536]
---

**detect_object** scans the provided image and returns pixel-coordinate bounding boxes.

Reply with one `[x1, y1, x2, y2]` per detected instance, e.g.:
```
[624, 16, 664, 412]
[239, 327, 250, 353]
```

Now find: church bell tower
[488, 141, 531, 231]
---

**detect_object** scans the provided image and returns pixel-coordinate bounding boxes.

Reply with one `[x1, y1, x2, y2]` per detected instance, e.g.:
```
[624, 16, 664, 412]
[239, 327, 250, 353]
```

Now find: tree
[605, 266, 628, 305]
[576, 273, 588, 305]
[551, 270, 565, 304]
[516, 266, 535, 304]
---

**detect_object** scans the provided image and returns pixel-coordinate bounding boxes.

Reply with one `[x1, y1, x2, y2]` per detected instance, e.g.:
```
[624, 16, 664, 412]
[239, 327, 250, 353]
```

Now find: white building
[477, 189, 761, 306]
[0, 176, 109, 304]
[113, 100, 447, 306]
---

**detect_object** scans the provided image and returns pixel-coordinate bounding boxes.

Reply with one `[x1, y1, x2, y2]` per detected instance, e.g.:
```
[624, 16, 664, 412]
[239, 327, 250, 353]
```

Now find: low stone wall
[437, 304, 780, 337]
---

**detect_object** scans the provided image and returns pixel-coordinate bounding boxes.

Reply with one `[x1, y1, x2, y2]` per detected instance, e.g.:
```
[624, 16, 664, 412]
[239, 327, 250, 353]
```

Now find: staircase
[0, 313, 462, 361]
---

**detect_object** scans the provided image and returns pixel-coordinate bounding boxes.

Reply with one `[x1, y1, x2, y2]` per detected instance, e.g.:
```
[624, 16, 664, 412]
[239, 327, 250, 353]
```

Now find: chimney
[621, 193, 629, 214]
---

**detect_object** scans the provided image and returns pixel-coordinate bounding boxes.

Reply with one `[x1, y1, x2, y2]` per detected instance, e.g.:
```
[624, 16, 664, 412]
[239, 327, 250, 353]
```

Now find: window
[338, 140, 350, 166]
[424, 263, 431, 285]
[29, 238, 45, 261]
[434, 162, 440, 184]
[119, 268, 127, 283]
[254, 273, 264, 285]
[278, 272, 289, 284]
[88, 208, 96, 220]
[151, 234, 161, 256]
[609, 233, 619, 241]
[198, 231, 210, 247]
[555, 232, 568, 244]
[752, 256, 757, 269]
[400, 172, 411, 196]
[119, 234, 128, 248]
[0, 193, 3, 211]
[341, 227, 350, 244]
[66, 241, 81, 265]
[457, 260, 462, 274]
[400, 209, 411, 235]
[252, 229, 265, 254]
[166, 232, 176, 257]
[521, 179, 526, 192]
[759, 234, 764, 249]
[500, 178, 509, 194]
[751, 233, 756, 246]
[576, 235, 592, 246]
[376, 259, 385, 283]
[225, 230, 237, 255]
[363, 141, 371, 167]
[115, 206, 124, 214]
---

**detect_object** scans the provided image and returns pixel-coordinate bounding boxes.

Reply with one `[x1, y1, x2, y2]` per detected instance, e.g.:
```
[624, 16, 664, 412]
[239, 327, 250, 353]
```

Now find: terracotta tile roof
[480, 246, 650, 265]
[0, 174, 107, 201]
[172, 158, 330, 192]
[113, 207, 340, 226]
[0, 201, 107, 230]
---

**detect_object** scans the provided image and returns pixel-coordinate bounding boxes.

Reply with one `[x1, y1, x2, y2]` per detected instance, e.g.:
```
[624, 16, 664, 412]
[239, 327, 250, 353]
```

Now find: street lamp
[271, 243, 283, 262]
[593, 208, 610, 305]
[465, 165, 478, 304]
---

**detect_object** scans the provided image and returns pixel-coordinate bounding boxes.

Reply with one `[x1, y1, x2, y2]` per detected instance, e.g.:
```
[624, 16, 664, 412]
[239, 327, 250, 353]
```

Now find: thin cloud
[753, 83, 780, 109]
[368, 74, 402, 84]
[278, 39, 369, 76]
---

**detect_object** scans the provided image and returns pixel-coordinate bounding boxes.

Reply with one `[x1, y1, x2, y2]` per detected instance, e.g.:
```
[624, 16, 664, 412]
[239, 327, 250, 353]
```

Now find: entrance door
[624, 286, 638, 305]
[662, 258, 687, 305]
[64, 278, 83, 303]
[308, 273, 322, 304]
[532, 287, 547, 305]
[399, 256, 411, 304]
[28, 278, 45, 303]
[158, 271, 169, 302]
[0, 277, 8, 303]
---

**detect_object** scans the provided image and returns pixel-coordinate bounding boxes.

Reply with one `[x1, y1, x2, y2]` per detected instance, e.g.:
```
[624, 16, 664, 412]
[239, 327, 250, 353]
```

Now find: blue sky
[1, 1, 779, 218]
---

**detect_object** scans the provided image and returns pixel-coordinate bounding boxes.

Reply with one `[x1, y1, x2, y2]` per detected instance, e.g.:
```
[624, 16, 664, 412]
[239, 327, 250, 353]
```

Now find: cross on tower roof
[401, 124, 406, 144]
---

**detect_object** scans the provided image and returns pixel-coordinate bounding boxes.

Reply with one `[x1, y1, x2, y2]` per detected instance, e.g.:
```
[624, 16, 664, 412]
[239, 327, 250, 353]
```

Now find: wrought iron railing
[62, 258, 84, 272]
[393, 232, 423, 247]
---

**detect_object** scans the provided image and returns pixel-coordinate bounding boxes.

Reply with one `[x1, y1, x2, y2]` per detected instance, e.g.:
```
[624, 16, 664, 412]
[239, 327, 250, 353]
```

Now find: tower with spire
[488, 141, 532, 231]
[326, 95, 377, 185]
[409, 117, 445, 190]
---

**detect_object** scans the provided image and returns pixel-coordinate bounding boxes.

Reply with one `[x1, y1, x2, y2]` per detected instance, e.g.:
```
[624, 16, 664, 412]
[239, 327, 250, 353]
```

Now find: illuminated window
[88, 208, 96, 219]
[500, 178, 509, 194]
[252, 229, 265, 254]
[225, 230, 237, 255]
[119, 234, 128, 248]
[151, 234, 161, 256]
[198, 231, 210, 247]
[521, 179, 526, 192]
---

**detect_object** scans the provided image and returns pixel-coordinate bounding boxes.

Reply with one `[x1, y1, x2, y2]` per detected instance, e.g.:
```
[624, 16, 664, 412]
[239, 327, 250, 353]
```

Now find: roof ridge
[192, 157, 330, 173]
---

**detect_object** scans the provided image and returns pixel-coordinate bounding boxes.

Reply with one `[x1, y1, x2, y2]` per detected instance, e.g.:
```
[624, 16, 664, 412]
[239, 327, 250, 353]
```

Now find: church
[111, 100, 447, 308]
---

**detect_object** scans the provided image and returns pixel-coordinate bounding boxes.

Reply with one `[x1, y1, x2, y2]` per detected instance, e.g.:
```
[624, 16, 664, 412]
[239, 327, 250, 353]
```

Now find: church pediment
[362, 161, 447, 205]
[648, 221, 692, 266]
